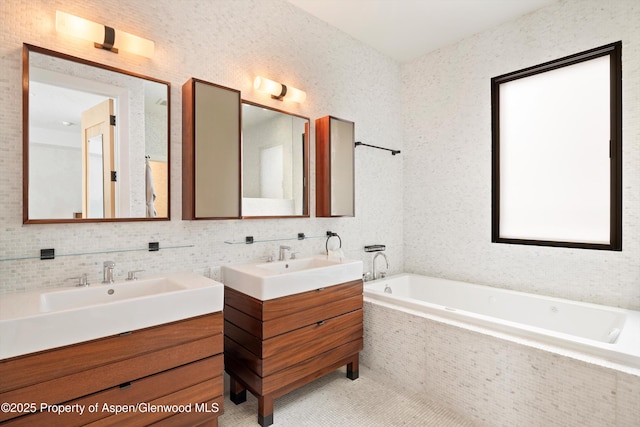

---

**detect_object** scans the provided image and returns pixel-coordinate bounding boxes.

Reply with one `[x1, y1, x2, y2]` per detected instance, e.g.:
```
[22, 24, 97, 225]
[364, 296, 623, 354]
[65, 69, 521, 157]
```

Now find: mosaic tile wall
[402, 0, 640, 310]
[0, 0, 404, 293]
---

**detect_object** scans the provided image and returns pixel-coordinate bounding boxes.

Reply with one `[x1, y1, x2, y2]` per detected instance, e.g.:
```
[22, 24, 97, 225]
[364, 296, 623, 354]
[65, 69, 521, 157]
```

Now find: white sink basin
[0, 272, 223, 360]
[40, 278, 185, 312]
[222, 256, 363, 300]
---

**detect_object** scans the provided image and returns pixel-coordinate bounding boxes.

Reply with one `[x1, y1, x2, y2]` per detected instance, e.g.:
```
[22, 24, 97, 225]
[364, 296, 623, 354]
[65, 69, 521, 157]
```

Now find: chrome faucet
[102, 261, 116, 284]
[278, 245, 291, 261]
[66, 273, 89, 287]
[372, 252, 389, 280]
[127, 270, 144, 281]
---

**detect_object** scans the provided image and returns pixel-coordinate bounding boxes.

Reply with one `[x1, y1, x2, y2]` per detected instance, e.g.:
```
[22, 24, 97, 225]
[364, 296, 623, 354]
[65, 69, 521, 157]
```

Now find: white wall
[402, 0, 640, 309]
[0, 0, 403, 293]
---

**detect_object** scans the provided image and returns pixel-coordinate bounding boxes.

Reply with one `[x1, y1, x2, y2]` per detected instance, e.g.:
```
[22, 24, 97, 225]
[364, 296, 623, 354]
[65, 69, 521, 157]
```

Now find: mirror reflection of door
[81, 99, 115, 218]
[260, 145, 284, 198]
[87, 135, 104, 217]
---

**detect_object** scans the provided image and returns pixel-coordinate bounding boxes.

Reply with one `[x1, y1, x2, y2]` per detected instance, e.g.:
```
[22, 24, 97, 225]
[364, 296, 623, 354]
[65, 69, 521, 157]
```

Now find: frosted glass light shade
[56, 11, 154, 58]
[56, 11, 103, 44]
[285, 85, 307, 103]
[254, 76, 282, 95]
[253, 76, 306, 103]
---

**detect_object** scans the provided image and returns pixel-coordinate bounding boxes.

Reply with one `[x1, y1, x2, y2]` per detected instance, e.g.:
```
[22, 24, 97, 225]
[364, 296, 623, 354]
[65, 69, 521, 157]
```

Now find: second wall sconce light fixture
[55, 11, 155, 58]
[254, 76, 306, 103]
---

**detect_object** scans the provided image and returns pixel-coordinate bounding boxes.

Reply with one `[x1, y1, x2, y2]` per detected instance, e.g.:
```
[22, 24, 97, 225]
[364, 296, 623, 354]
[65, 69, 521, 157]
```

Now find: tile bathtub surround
[362, 300, 640, 427]
[0, 0, 403, 293]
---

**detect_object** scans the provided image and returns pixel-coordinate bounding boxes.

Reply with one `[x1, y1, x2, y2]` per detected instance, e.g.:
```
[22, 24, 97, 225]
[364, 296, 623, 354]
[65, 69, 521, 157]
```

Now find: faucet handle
[66, 273, 89, 287]
[127, 270, 144, 281]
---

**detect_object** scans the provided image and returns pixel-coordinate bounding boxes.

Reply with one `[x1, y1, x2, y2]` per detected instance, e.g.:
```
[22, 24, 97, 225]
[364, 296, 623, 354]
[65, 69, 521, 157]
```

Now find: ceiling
[286, 0, 558, 63]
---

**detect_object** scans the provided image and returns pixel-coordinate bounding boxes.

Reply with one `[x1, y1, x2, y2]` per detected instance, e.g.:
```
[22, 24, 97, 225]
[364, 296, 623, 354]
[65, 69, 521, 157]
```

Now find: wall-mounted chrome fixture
[325, 231, 342, 255]
[55, 11, 155, 58]
[253, 76, 306, 103]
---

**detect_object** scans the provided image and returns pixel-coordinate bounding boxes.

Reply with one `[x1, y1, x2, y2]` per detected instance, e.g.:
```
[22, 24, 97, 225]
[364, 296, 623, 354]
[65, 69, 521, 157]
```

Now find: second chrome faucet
[372, 252, 389, 280]
[102, 261, 116, 284]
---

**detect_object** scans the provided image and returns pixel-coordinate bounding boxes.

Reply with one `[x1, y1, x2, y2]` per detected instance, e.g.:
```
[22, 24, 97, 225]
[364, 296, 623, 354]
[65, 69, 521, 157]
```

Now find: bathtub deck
[220, 365, 474, 426]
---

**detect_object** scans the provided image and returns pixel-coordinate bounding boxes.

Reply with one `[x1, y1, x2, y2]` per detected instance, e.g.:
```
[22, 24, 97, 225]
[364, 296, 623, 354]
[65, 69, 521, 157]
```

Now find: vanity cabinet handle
[317, 320, 325, 326]
[119, 382, 132, 389]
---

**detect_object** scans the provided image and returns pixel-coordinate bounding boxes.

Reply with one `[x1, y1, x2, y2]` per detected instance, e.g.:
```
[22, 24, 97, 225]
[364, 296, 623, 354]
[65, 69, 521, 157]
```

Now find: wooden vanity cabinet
[0, 313, 224, 427]
[224, 279, 363, 426]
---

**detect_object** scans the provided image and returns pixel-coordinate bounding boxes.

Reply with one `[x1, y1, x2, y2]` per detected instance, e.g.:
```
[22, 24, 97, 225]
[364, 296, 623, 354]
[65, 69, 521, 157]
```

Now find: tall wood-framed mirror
[316, 115, 355, 217]
[23, 44, 170, 223]
[241, 101, 309, 218]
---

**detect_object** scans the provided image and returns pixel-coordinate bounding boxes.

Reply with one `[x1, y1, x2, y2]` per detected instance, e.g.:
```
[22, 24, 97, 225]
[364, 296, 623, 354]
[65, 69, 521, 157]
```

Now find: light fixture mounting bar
[95, 25, 118, 53]
[271, 84, 288, 101]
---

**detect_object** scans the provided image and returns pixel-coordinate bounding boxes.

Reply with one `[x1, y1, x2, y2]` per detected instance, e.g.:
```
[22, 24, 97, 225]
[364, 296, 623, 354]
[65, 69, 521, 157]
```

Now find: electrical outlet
[209, 266, 221, 282]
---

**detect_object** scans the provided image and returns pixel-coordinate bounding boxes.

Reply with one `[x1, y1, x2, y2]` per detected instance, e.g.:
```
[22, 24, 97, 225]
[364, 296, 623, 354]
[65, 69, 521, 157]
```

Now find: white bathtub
[364, 274, 640, 370]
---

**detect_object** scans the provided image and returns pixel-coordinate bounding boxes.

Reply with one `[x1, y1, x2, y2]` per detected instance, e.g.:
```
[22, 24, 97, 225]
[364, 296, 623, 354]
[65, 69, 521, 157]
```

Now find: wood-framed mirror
[23, 44, 170, 223]
[241, 101, 309, 218]
[316, 115, 355, 217]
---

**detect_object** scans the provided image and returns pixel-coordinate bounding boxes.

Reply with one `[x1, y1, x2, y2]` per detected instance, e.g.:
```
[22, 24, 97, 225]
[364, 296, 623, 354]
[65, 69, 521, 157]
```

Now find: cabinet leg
[258, 395, 274, 427]
[229, 377, 247, 405]
[347, 354, 359, 380]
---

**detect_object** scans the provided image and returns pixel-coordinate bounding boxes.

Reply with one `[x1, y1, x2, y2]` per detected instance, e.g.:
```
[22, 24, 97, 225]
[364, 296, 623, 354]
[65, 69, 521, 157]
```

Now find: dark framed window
[491, 41, 622, 250]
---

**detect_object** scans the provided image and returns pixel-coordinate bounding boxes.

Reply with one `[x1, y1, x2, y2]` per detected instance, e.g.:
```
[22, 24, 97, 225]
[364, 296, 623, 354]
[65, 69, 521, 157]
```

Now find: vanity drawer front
[262, 311, 363, 376]
[262, 339, 363, 396]
[225, 309, 362, 377]
[0, 312, 223, 393]
[2, 356, 224, 427]
[224, 280, 362, 322]
[263, 294, 361, 338]
[85, 377, 223, 426]
[263, 309, 363, 358]
[262, 279, 363, 320]
[0, 335, 222, 423]
[0, 331, 223, 422]
[224, 282, 362, 340]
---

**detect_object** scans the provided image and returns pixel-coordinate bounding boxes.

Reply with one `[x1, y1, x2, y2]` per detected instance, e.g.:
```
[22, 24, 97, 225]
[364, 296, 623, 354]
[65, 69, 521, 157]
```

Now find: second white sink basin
[222, 256, 363, 300]
[255, 257, 340, 273]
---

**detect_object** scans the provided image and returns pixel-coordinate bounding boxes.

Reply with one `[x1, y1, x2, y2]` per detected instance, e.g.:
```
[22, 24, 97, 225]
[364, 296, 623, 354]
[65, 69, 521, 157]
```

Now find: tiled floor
[219, 366, 475, 426]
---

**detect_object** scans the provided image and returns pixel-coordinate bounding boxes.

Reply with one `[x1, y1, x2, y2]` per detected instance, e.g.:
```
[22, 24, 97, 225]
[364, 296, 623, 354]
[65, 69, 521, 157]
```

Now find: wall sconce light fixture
[55, 11, 155, 58]
[253, 76, 306, 103]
